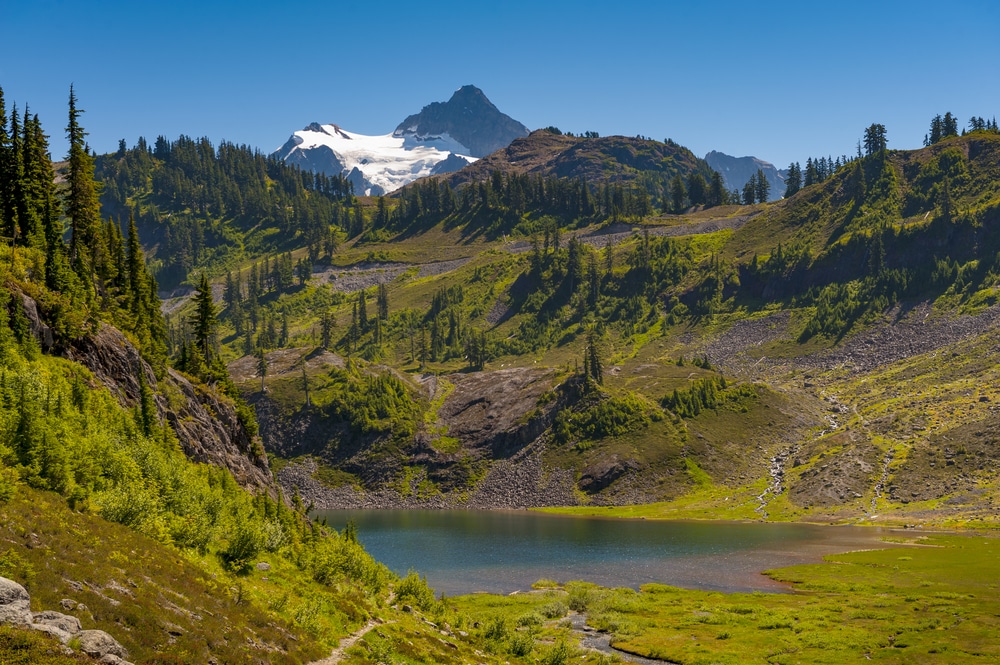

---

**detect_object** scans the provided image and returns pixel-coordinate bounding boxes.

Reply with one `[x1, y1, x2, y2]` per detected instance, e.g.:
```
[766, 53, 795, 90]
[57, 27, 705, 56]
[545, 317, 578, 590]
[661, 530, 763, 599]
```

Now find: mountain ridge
[272, 85, 529, 195]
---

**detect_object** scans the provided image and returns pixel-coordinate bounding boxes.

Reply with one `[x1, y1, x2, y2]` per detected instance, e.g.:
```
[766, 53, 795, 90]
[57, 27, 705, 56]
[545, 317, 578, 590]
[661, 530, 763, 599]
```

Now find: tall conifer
[65, 86, 102, 283]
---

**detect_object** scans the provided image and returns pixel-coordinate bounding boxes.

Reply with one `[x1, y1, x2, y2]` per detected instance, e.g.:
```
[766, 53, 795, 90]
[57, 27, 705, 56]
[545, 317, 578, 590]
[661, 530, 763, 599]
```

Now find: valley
[1, 62, 999, 663]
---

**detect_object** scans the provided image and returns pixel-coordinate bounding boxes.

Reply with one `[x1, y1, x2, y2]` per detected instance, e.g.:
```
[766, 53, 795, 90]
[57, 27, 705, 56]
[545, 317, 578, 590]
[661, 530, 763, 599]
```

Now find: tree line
[0, 85, 167, 368]
[96, 134, 354, 288]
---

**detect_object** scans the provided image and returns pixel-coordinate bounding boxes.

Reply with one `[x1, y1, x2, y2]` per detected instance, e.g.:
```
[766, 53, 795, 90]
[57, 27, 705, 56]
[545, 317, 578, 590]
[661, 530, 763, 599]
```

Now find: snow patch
[277, 125, 476, 195]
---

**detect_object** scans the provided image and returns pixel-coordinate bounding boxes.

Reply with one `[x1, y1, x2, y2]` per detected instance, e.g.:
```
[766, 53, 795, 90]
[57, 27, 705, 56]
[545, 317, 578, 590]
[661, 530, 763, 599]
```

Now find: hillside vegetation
[136, 117, 1000, 526]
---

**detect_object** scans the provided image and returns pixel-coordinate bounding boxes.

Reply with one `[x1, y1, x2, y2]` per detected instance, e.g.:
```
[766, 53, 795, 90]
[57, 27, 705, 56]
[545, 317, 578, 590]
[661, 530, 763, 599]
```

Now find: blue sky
[2, 0, 998, 169]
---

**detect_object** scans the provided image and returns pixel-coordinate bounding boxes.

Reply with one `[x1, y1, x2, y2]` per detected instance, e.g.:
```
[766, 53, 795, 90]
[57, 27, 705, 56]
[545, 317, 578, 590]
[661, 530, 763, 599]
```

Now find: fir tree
[784, 162, 802, 198]
[669, 174, 687, 213]
[754, 168, 770, 203]
[190, 273, 217, 363]
[65, 86, 102, 284]
[377, 283, 389, 320]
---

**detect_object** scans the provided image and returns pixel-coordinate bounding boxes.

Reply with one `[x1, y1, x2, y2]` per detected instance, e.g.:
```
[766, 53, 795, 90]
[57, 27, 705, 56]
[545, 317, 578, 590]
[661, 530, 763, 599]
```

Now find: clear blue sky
[2, 0, 998, 169]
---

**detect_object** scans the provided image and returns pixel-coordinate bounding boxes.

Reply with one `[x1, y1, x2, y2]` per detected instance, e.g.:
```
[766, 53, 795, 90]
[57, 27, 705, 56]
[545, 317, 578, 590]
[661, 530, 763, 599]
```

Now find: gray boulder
[98, 654, 134, 665]
[29, 622, 72, 644]
[32, 610, 82, 635]
[77, 629, 130, 660]
[0, 577, 32, 626]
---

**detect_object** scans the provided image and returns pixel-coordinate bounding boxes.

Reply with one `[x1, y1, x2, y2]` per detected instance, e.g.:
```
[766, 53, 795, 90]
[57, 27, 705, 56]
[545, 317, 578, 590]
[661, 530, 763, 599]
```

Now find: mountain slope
[394, 84, 530, 158]
[272, 122, 476, 196]
[444, 130, 715, 188]
[705, 150, 785, 200]
[272, 85, 528, 196]
[203, 131, 1000, 526]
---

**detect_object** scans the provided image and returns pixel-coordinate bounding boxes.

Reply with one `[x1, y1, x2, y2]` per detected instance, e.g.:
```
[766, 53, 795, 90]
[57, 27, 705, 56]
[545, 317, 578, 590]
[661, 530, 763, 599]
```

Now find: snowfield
[279, 123, 476, 195]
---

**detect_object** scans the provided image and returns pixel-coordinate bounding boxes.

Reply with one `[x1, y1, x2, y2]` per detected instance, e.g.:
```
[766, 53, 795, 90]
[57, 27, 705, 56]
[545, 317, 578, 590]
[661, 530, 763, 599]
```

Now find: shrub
[394, 570, 436, 611]
[0, 466, 18, 503]
[508, 631, 534, 656]
[219, 521, 265, 573]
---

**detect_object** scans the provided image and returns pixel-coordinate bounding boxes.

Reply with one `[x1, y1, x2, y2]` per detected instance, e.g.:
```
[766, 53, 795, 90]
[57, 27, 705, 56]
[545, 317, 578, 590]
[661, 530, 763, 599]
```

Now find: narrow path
[307, 619, 385, 665]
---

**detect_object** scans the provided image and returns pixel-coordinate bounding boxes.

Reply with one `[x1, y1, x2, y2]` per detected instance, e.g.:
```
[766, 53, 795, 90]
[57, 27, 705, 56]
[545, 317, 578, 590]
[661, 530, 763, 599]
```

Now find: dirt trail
[307, 619, 385, 665]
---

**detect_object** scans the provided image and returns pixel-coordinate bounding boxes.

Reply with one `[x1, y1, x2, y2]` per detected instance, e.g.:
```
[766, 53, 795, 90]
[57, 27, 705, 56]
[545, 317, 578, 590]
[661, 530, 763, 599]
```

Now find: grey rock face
[705, 150, 786, 201]
[394, 85, 529, 158]
[60, 323, 273, 493]
[0, 577, 32, 627]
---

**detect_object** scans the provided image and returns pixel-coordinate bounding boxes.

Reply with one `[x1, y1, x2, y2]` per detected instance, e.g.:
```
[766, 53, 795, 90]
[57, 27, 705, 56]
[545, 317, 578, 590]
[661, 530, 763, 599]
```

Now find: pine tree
[742, 175, 757, 205]
[377, 283, 389, 320]
[65, 86, 102, 284]
[687, 173, 707, 206]
[784, 162, 801, 198]
[585, 331, 603, 386]
[863, 123, 888, 156]
[357, 289, 368, 330]
[190, 273, 217, 363]
[0, 86, 12, 240]
[754, 168, 770, 203]
[669, 174, 687, 213]
[708, 171, 726, 207]
[939, 176, 954, 223]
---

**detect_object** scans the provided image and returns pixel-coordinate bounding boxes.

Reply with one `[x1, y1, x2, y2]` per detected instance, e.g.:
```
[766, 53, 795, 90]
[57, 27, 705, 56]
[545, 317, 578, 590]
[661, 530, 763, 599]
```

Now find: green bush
[0, 465, 18, 503]
[220, 521, 265, 573]
[554, 392, 651, 443]
[394, 570, 436, 611]
[508, 631, 534, 656]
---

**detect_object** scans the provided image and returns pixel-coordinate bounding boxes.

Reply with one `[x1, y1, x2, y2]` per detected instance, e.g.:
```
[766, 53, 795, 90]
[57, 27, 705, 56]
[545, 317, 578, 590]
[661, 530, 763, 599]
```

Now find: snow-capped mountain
[272, 86, 529, 196]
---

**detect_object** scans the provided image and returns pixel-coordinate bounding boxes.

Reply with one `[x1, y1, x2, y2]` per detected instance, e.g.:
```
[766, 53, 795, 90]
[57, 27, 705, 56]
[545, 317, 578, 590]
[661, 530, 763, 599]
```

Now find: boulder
[77, 629, 130, 660]
[0, 576, 32, 626]
[32, 610, 82, 635]
[29, 622, 72, 644]
[98, 655, 135, 665]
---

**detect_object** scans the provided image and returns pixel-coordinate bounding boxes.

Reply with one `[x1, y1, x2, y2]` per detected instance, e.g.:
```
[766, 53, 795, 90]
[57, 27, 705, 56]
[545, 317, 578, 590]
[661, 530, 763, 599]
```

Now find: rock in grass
[32, 610, 82, 635]
[77, 629, 130, 660]
[0, 576, 32, 626]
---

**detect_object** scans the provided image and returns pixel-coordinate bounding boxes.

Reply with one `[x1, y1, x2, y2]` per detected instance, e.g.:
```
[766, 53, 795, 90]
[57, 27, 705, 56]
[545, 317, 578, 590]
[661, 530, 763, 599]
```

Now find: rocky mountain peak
[393, 85, 529, 158]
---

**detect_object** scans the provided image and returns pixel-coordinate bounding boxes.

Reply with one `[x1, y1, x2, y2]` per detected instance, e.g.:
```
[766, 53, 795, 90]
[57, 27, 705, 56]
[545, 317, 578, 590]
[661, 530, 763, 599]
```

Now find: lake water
[314, 509, 898, 596]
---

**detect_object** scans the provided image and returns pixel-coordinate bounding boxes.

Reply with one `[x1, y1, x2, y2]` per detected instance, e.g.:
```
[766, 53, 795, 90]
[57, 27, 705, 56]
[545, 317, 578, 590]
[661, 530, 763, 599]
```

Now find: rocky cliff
[20, 298, 275, 493]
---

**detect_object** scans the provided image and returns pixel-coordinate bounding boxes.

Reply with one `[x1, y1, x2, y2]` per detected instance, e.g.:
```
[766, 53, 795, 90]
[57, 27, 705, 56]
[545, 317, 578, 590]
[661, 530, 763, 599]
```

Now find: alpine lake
[314, 509, 900, 596]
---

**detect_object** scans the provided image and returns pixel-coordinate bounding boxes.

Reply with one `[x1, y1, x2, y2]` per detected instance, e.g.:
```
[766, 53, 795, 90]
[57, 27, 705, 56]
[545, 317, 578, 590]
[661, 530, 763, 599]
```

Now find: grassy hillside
[149, 130, 1000, 528]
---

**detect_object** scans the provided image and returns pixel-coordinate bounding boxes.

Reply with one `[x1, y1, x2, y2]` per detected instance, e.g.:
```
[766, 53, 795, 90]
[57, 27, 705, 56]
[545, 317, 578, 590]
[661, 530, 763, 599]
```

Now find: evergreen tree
[190, 273, 217, 363]
[687, 173, 707, 206]
[742, 175, 757, 205]
[708, 171, 726, 207]
[65, 86, 102, 283]
[863, 123, 888, 156]
[585, 331, 603, 386]
[784, 162, 802, 198]
[669, 174, 687, 213]
[357, 289, 368, 330]
[377, 283, 389, 320]
[754, 168, 770, 203]
[942, 112, 959, 138]
[320, 309, 335, 350]
[0, 86, 12, 240]
[939, 176, 954, 223]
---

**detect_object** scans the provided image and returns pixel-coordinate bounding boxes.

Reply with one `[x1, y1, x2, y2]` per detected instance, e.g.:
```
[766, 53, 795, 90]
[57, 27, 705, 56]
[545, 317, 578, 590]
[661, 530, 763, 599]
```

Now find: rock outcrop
[0, 576, 133, 664]
[42, 312, 273, 493]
